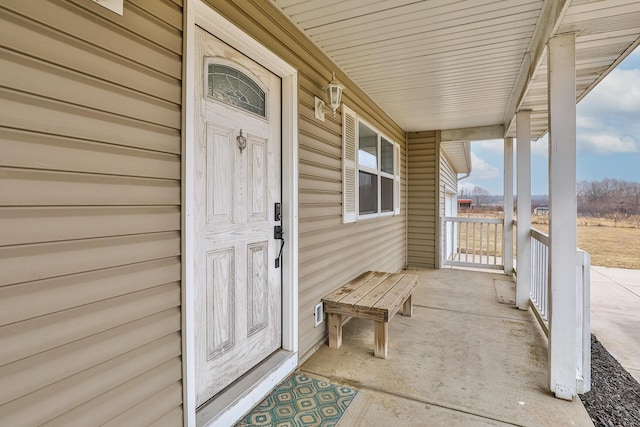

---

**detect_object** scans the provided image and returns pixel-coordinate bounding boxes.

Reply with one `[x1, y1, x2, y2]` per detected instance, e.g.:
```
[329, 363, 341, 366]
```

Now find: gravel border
[579, 335, 640, 427]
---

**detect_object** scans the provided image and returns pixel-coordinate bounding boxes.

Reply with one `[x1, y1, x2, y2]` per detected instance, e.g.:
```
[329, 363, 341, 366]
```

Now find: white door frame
[182, 1, 299, 425]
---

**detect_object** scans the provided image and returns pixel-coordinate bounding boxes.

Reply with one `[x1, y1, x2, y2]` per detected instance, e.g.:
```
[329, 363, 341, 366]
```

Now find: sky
[460, 47, 640, 196]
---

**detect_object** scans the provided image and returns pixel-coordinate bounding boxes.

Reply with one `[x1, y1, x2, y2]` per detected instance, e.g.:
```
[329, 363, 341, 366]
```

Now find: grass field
[531, 215, 640, 269]
[458, 211, 640, 269]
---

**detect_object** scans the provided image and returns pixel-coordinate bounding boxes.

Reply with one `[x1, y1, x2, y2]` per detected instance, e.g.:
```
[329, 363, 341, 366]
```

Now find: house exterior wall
[440, 152, 458, 217]
[407, 132, 458, 269]
[0, 0, 411, 422]
[439, 151, 459, 265]
[0, 0, 184, 425]
[407, 131, 438, 268]
[205, 0, 408, 361]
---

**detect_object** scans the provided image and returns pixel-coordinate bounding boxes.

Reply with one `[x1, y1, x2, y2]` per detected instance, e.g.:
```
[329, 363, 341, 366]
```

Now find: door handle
[274, 226, 284, 268]
[274, 225, 283, 240]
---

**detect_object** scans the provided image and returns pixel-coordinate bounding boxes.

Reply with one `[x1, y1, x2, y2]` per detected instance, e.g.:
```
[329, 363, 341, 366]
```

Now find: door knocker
[237, 129, 247, 152]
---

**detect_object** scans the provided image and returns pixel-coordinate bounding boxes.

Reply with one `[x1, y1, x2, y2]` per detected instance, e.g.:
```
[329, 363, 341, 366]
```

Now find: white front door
[194, 27, 282, 407]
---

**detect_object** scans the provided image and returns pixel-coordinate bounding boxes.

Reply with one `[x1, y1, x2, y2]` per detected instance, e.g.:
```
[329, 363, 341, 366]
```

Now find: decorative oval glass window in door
[207, 63, 266, 117]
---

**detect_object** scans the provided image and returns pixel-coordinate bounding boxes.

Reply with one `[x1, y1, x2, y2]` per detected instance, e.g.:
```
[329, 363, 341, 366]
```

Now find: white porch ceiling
[271, 0, 640, 139]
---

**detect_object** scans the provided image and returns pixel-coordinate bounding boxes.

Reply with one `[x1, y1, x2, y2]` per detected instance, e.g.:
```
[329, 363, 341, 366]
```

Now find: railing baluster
[544, 256, 547, 317]
[457, 221, 461, 261]
[496, 223, 500, 265]
[544, 244, 549, 320]
[490, 223, 493, 265]
[537, 240, 541, 312]
[533, 239, 541, 302]
[465, 221, 469, 263]
[532, 238, 536, 300]
[537, 238, 540, 304]
[479, 222, 484, 264]
[472, 222, 476, 263]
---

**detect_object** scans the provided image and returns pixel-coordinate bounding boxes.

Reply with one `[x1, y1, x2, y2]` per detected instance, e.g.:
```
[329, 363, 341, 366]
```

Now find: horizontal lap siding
[440, 154, 458, 217]
[439, 153, 458, 267]
[407, 131, 438, 268]
[206, 0, 407, 361]
[0, 0, 183, 425]
[297, 52, 408, 363]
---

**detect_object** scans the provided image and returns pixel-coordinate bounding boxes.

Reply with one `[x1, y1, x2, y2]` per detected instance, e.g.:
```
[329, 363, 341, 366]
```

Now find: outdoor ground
[531, 215, 640, 269]
[458, 211, 640, 269]
[580, 335, 640, 426]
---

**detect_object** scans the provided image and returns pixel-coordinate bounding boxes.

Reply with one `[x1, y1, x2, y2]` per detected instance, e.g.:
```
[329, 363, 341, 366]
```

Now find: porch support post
[516, 110, 532, 310]
[503, 137, 514, 275]
[547, 33, 577, 400]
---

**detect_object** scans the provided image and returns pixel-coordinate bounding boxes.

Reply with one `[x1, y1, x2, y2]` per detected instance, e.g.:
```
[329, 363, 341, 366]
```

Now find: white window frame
[342, 104, 400, 223]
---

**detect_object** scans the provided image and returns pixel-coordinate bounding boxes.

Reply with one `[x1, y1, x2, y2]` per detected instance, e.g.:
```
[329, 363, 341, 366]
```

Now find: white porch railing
[441, 217, 504, 270]
[529, 227, 591, 394]
[530, 228, 550, 333]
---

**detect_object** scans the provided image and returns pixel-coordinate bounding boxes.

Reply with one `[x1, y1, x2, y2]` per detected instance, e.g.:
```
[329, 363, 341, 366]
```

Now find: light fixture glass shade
[323, 72, 344, 116]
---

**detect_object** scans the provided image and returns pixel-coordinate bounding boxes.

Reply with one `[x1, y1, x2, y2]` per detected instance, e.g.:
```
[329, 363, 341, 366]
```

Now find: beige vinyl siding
[0, 0, 183, 425]
[439, 151, 458, 266]
[206, 1, 408, 361]
[440, 153, 459, 217]
[407, 131, 438, 268]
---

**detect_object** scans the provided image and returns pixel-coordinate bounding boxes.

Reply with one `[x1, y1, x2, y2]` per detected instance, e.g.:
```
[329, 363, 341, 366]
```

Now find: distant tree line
[458, 185, 491, 206]
[459, 185, 549, 210]
[458, 179, 640, 217]
[578, 178, 640, 217]
[530, 195, 549, 210]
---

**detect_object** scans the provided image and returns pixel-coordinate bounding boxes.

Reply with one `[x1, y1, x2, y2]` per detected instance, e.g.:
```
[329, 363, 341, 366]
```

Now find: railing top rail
[531, 227, 550, 245]
[442, 216, 503, 224]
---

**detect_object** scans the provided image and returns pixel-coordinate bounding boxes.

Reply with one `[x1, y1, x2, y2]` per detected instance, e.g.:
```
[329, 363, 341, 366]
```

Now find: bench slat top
[334, 273, 390, 307]
[322, 271, 377, 302]
[373, 274, 417, 311]
[356, 274, 404, 308]
[322, 271, 417, 313]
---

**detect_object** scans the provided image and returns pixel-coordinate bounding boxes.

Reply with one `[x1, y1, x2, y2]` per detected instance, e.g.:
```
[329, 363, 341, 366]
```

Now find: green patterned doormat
[236, 374, 358, 427]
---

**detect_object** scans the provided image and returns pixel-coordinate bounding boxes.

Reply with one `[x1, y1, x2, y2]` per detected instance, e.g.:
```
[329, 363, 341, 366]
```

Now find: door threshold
[196, 350, 297, 427]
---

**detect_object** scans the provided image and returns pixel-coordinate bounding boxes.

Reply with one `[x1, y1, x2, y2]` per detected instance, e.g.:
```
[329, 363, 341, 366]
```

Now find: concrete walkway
[301, 268, 592, 426]
[590, 266, 640, 383]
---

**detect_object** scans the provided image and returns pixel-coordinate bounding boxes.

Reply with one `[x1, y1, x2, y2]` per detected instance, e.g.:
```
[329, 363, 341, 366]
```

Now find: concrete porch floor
[300, 268, 593, 426]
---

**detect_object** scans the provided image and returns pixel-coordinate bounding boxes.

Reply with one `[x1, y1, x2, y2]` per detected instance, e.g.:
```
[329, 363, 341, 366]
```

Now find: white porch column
[547, 33, 578, 400]
[503, 137, 514, 275]
[516, 110, 531, 310]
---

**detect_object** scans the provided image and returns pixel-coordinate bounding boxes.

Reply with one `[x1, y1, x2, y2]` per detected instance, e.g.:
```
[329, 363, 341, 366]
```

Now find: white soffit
[271, 0, 544, 132]
[442, 141, 472, 174]
[271, 0, 640, 136]
[513, 0, 640, 139]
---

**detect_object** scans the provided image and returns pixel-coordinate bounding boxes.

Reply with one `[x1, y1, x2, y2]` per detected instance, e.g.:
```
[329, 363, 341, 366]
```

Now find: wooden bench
[322, 271, 418, 359]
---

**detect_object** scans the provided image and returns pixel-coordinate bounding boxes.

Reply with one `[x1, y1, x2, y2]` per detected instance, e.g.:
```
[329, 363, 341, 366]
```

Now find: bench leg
[374, 321, 389, 358]
[328, 313, 342, 349]
[402, 294, 413, 317]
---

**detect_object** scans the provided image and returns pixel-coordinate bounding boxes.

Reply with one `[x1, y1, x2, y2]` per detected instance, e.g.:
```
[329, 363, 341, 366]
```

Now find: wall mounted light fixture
[314, 72, 344, 121]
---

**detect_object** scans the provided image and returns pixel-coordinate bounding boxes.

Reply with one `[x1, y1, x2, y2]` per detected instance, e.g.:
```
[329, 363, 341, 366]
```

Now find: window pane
[358, 122, 378, 169]
[381, 177, 393, 212]
[207, 64, 266, 117]
[381, 138, 394, 174]
[359, 171, 378, 214]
